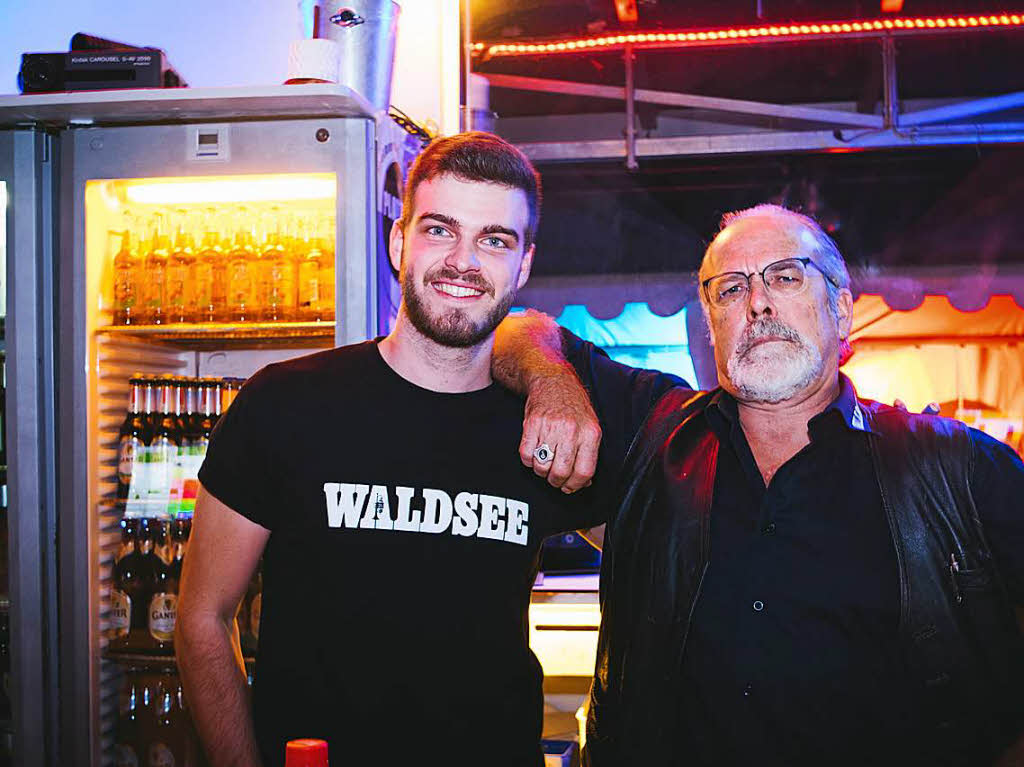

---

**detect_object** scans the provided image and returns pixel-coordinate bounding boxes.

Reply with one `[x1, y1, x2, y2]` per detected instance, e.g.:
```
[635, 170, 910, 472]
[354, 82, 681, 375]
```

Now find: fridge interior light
[122, 174, 336, 205]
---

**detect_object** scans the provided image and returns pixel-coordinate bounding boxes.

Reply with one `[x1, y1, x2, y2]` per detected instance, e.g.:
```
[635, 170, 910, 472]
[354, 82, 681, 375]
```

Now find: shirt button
[753, 600, 765, 612]
[762, 522, 776, 535]
[743, 683, 753, 697]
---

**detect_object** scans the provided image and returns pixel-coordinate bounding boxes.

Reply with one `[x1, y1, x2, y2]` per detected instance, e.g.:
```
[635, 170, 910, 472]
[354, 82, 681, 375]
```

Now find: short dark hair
[401, 131, 542, 247]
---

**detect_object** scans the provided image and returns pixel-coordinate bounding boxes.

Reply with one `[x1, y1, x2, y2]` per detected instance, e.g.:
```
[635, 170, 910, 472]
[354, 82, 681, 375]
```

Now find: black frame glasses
[701, 257, 838, 308]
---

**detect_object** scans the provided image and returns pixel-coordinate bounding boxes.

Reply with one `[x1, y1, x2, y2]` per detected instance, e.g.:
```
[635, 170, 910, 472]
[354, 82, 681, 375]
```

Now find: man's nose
[444, 238, 482, 272]
[746, 277, 775, 319]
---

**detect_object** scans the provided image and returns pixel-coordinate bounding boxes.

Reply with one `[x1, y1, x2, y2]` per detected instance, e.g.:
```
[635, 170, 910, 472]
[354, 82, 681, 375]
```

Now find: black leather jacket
[585, 388, 1024, 766]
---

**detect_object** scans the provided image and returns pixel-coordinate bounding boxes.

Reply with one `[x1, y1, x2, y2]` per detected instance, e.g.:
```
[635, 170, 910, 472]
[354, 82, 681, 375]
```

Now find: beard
[401, 263, 516, 348]
[725, 317, 825, 404]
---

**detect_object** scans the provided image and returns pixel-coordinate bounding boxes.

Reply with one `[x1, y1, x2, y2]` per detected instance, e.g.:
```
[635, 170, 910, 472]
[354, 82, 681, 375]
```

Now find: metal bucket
[317, 0, 400, 111]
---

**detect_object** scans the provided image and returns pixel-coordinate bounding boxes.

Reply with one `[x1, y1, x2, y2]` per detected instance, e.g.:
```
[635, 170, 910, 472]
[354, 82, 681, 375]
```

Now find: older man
[497, 204, 1024, 766]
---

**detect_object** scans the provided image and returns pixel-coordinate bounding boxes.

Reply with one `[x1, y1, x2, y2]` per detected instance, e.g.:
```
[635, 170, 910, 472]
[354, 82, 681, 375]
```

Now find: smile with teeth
[433, 281, 485, 298]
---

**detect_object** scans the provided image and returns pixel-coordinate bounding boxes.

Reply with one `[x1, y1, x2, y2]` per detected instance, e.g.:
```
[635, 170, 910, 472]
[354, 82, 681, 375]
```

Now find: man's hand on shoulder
[520, 371, 602, 493]
[493, 310, 603, 493]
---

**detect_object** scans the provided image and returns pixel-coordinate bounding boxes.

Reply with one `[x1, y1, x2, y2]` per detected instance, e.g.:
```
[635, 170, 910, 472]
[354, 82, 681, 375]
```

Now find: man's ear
[516, 244, 535, 290]
[388, 219, 404, 273]
[836, 288, 854, 340]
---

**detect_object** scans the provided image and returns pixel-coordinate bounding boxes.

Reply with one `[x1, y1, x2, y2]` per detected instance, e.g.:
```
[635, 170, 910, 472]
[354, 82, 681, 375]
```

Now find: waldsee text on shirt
[322, 482, 530, 546]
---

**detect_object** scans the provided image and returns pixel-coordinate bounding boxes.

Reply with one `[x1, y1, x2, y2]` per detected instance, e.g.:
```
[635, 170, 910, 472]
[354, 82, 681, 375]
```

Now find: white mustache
[735, 318, 803, 358]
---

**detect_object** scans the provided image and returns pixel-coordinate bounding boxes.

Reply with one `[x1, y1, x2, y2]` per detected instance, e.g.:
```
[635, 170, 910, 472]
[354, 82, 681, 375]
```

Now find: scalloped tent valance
[516, 266, 1024, 320]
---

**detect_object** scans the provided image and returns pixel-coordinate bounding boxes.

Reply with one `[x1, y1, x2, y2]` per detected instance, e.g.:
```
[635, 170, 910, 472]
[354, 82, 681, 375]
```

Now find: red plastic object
[285, 739, 329, 767]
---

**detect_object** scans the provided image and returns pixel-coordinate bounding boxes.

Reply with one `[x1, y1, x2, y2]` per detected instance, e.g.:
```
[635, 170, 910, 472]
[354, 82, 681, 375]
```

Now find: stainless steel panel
[2, 127, 59, 767]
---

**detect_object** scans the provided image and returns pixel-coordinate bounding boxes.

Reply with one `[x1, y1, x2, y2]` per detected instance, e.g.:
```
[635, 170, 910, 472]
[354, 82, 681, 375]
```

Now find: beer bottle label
[114, 744, 140, 767]
[250, 592, 262, 639]
[117, 435, 142, 487]
[110, 589, 131, 637]
[148, 593, 178, 641]
[147, 742, 176, 767]
[125, 444, 152, 518]
[145, 437, 174, 518]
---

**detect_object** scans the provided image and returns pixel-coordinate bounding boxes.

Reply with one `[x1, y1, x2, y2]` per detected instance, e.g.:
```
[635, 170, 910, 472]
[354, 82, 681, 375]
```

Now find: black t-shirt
[198, 339, 660, 767]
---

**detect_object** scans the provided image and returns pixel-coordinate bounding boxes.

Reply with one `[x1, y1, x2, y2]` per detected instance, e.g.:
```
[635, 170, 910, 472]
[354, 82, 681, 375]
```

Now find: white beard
[726, 318, 825, 404]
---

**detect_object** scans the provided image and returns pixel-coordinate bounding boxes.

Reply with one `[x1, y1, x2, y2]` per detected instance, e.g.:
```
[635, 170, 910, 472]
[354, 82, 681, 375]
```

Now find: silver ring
[533, 443, 554, 464]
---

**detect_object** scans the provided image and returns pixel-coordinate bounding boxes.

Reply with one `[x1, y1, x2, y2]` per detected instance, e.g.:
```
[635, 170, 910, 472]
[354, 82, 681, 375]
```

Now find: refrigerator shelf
[103, 650, 254, 668]
[96, 321, 336, 349]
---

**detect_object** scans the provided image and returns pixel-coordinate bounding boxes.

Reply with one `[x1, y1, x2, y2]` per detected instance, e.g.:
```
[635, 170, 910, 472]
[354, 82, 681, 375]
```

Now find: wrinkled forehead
[704, 215, 817, 276]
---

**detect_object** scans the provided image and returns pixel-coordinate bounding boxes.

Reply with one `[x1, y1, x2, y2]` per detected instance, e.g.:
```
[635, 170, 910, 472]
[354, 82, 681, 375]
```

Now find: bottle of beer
[109, 519, 137, 649]
[169, 517, 190, 582]
[285, 739, 329, 767]
[178, 378, 202, 518]
[143, 212, 171, 325]
[206, 377, 224, 432]
[227, 208, 257, 323]
[112, 212, 140, 326]
[220, 378, 241, 414]
[166, 209, 196, 324]
[117, 377, 148, 504]
[193, 208, 227, 323]
[135, 672, 155, 758]
[148, 520, 178, 655]
[167, 378, 189, 519]
[148, 673, 188, 767]
[113, 518, 161, 652]
[114, 671, 142, 767]
[147, 377, 181, 520]
[263, 208, 297, 322]
[296, 218, 323, 322]
[125, 376, 157, 519]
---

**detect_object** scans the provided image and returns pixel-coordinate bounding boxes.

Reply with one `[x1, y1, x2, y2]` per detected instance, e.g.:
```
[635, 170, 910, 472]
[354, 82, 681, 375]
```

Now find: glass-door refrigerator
[1, 84, 417, 766]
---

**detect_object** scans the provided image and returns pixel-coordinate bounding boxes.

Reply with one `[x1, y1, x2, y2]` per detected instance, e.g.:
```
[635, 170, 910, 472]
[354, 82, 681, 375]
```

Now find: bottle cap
[285, 739, 329, 767]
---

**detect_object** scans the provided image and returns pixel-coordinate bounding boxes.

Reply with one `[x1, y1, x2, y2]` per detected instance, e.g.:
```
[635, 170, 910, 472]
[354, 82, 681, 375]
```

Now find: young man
[175, 132, 676, 767]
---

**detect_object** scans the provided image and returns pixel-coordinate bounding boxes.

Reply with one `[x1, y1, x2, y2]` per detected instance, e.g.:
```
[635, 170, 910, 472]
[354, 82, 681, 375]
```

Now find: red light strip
[473, 13, 1023, 57]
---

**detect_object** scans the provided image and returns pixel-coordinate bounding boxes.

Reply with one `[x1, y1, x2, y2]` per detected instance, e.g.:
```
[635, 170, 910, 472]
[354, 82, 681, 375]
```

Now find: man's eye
[482, 236, 508, 249]
[719, 283, 746, 298]
[426, 225, 451, 237]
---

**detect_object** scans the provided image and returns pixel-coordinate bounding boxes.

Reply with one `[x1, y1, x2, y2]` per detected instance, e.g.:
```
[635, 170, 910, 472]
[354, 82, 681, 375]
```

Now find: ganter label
[148, 593, 177, 641]
[110, 589, 131, 637]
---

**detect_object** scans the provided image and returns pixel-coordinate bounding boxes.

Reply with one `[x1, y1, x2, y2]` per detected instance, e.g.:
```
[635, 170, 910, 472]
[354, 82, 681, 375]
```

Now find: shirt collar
[708, 373, 873, 435]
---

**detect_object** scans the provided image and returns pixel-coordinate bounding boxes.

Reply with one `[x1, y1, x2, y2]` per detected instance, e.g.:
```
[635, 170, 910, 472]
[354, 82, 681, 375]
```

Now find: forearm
[176, 611, 262, 767]
[492, 310, 576, 395]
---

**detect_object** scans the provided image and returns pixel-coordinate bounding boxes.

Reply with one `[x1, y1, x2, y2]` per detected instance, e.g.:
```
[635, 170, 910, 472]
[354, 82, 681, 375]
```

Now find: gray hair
[700, 203, 851, 318]
[699, 203, 853, 361]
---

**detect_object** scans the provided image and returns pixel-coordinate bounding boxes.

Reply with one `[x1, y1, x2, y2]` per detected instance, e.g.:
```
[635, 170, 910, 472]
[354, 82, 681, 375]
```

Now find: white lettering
[420, 488, 453, 534]
[323, 483, 530, 546]
[368, 485, 392, 530]
[393, 486, 421, 532]
[477, 494, 507, 541]
[504, 499, 529, 546]
[323, 482, 370, 528]
[452, 492, 480, 537]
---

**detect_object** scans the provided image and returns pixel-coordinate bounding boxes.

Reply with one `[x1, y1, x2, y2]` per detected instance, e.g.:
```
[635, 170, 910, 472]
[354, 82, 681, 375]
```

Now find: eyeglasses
[701, 257, 838, 309]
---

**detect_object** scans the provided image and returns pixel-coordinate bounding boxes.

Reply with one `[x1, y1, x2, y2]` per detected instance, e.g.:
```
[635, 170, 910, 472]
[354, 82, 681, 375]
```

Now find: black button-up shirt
[565, 335, 1024, 765]
[674, 375, 1023, 766]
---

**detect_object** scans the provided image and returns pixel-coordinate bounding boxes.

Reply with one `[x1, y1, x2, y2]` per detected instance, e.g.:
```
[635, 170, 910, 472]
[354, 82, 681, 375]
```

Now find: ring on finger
[533, 443, 554, 464]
